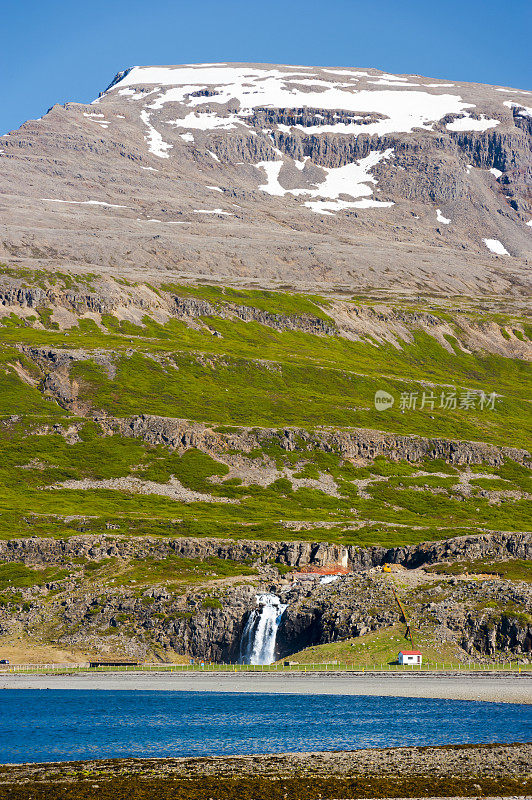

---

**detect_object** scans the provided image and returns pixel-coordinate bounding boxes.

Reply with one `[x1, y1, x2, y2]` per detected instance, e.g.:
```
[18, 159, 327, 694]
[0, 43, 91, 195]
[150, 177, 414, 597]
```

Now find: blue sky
[1, 0, 530, 134]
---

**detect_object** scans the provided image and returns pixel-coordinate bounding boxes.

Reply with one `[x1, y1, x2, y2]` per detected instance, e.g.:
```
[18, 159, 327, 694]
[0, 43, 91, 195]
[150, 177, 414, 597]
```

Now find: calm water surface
[0, 690, 530, 763]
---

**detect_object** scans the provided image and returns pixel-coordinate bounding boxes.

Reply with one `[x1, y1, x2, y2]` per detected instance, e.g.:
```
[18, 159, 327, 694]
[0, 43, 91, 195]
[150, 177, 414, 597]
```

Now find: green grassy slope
[2, 310, 530, 444]
[275, 624, 467, 667]
[0, 271, 530, 543]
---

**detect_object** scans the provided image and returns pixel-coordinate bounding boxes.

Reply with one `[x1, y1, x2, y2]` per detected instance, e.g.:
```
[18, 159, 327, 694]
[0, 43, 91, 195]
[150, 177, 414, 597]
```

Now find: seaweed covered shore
[0, 742, 530, 799]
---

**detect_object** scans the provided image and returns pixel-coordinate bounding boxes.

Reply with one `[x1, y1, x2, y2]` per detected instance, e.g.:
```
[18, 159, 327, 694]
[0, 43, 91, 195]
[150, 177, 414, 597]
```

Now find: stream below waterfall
[239, 594, 287, 665]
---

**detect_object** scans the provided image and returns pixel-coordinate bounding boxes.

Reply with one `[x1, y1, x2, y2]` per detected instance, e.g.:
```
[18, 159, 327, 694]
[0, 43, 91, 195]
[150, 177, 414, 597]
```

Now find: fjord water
[0, 690, 530, 763]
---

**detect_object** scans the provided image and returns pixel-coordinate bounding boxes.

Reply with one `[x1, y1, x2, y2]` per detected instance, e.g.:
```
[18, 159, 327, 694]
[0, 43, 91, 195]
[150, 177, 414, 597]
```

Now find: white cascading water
[239, 593, 287, 665]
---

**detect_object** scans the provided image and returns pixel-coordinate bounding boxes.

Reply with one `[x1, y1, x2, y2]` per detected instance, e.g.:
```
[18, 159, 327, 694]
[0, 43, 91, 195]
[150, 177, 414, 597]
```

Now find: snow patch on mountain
[496, 88, 532, 95]
[116, 87, 160, 102]
[503, 100, 532, 117]
[285, 78, 353, 89]
[109, 65, 476, 139]
[84, 112, 110, 128]
[256, 161, 285, 196]
[167, 111, 240, 131]
[194, 208, 234, 216]
[255, 149, 394, 214]
[446, 114, 500, 131]
[483, 238, 510, 256]
[140, 218, 188, 224]
[306, 197, 394, 215]
[369, 78, 420, 87]
[140, 110, 172, 158]
[41, 199, 130, 209]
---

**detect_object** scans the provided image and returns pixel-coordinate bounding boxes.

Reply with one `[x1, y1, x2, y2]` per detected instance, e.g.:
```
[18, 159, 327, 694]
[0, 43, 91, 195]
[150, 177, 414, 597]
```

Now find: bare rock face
[1, 63, 531, 294]
[1, 532, 531, 661]
[112, 415, 532, 468]
[1, 532, 530, 572]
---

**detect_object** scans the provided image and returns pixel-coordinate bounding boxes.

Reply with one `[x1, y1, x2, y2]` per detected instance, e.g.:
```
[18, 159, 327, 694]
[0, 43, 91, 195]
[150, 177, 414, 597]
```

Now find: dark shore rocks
[0, 743, 530, 799]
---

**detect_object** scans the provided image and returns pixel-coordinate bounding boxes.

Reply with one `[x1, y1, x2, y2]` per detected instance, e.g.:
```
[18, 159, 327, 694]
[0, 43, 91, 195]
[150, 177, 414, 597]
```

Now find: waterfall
[239, 593, 287, 665]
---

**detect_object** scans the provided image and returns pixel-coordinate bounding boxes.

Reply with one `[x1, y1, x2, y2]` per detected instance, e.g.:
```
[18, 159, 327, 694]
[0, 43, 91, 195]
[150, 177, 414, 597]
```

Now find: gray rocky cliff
[2, 559, 530, 662]
[1, 530, 530, 662]
[0, 531, 530, 572]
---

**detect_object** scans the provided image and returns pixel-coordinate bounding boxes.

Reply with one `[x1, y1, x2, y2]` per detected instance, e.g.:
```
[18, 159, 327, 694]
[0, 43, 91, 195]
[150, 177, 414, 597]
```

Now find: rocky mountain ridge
[1, 273, 530, 357]
[1, 63, 531, 294]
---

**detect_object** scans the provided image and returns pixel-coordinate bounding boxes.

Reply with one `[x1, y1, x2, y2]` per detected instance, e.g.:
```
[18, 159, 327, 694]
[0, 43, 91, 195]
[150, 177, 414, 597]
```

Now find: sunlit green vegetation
[427, 558, 532, 582]
[0, 415, 529, 542]
[83, 554, 257, 588]
[159, 282, 334, 319]
[0, 273, 530, 545]
[0, 563, 69, 590]
[276, 623, 466, 666]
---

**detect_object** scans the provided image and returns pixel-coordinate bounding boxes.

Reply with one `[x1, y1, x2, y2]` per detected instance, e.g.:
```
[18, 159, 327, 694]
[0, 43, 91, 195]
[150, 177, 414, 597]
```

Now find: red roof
[296, 566, 350, 575]
[399, 650, 422, 655]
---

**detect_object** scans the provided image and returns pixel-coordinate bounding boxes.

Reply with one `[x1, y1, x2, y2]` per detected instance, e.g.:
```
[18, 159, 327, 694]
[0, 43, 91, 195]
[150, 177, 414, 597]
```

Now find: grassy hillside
[276, 624, 467, 667]
[2, 308, 530, 444]
[0, 269, 530, 544]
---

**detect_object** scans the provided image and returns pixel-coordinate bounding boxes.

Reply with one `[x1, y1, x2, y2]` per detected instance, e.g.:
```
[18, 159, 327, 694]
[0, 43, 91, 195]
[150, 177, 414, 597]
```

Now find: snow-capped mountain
[1, 63, 531, 293]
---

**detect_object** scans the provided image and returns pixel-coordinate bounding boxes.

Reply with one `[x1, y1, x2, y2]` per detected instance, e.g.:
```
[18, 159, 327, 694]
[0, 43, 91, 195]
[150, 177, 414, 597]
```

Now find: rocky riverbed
[0, 743, 530, 799]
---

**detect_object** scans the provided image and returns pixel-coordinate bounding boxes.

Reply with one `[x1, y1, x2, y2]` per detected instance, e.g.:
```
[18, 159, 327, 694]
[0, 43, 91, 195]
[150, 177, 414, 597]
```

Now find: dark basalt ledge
[0, 743, 530, 800]
[1, 281, 528, 346]
[0, 285, 336, 337]
[172, 295, 337, 335]
[115, 414, 531, 466]
[0, 531, 530, 571]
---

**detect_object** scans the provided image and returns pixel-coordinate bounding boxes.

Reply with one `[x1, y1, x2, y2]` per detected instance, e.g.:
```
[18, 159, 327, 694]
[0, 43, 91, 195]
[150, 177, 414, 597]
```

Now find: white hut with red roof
[398, 650, 422, 665]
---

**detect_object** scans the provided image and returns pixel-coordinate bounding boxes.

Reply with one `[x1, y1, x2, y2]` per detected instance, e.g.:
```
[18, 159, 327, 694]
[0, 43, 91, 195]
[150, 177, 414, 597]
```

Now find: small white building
[398, 650, 422, 665]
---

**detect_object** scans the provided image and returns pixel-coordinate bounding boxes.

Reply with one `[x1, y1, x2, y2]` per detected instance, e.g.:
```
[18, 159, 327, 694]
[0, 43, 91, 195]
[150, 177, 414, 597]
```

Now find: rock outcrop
[0, 531, 530, 571]
[0, 532, 531, 661]
[114, 415, 531, 467]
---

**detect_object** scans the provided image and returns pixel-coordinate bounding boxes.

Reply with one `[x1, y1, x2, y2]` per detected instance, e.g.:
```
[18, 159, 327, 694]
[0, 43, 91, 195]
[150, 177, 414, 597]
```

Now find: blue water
[0, 690, 530, 763]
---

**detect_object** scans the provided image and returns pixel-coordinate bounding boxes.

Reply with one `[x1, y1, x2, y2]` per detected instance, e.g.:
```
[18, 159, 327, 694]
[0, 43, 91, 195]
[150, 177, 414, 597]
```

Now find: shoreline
[0, 743, 530, 799]
[1, 671, 531, 704]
